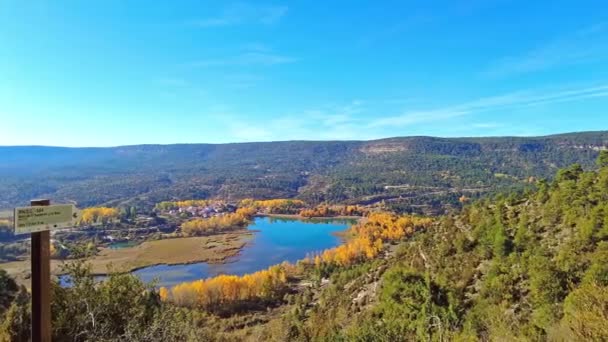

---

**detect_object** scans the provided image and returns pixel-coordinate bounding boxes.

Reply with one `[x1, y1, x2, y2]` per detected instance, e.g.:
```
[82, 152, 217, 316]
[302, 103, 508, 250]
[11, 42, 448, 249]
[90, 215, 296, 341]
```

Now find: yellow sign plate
[14, 204, 78, 235]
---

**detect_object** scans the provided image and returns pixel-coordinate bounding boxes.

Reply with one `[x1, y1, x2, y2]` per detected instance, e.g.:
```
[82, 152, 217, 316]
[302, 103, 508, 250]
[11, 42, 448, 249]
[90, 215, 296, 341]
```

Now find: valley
[0, 199, 359, 288]
[1, 138, 608, 341]
[3, 1, 608, 339]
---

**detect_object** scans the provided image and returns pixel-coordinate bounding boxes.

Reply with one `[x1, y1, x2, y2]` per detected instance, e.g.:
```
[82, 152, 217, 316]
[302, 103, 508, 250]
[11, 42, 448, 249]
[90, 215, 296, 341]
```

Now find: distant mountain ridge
[1, 131, 607, 212]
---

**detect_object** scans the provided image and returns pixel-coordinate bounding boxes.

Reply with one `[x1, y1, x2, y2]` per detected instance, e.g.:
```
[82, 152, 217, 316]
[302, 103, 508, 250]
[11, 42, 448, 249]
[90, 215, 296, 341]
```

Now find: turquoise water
[132, 216, 353, 287]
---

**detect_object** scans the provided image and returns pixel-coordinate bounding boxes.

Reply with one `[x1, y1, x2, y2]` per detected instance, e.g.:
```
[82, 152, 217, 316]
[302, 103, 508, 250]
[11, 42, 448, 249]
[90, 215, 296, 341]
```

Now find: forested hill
[1, 131, 607, 211]
[268, 151, 608, 341]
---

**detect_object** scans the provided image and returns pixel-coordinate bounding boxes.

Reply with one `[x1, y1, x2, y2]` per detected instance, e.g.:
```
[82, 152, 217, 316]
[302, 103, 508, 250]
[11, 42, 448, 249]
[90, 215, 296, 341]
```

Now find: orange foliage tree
[165, 211, 433, 311]
[161, 264, 288, 310]
[158, 287, 169, 302]
[309, 213, 433, 268]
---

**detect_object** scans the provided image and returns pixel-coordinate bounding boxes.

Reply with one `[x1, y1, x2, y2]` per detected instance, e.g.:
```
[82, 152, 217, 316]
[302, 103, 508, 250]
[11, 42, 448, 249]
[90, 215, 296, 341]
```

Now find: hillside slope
[1, 131, 607, 211]
[258, 154, 608, 341]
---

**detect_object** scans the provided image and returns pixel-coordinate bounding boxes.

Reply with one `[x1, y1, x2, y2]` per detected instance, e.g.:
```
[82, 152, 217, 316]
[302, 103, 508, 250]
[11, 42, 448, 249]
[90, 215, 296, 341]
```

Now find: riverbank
[0, 230, 254, 287]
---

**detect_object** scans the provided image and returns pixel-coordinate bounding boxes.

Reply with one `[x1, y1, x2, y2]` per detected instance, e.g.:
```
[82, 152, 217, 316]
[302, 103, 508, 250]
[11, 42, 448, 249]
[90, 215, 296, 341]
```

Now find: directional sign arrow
[14, 204, 80, 235]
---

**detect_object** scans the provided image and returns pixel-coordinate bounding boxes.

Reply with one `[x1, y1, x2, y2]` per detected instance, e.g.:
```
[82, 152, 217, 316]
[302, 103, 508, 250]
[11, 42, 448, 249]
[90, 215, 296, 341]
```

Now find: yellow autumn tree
[159, 287, 169, 301]
[239, 199, 306, 214]
[235, 207, 257, 218]
[181, 214, 245, 235]
[166, 265, 288, 309]
[169, 211, 433, 310]
[79, 207, 119, 225]
[180, 208, 257, 236]
[309, 213, 433, 267]
[300, 205, 367, 218]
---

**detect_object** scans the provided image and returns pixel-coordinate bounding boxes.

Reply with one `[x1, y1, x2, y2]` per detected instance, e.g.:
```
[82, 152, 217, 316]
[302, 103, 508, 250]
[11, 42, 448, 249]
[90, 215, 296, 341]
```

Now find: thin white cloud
[368, 84, 608, 128]
[189, 3, 288, 28]
[483, 23, 608, 77]
[471, 122, 502, 129]
[237, 52, 296, 65]
[189, 52, 296, 67]
[222, 100, 381, 142]
[229, 121, 273, 141]
[321, 114, 354, 126]
[305, 101, 365, 126]
[369, 109, 469, 128]
[185, 83, 608, 142]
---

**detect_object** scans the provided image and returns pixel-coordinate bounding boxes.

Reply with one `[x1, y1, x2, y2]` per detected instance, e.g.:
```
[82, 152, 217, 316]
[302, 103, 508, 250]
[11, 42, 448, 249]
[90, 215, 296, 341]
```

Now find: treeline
[166, 211, 433, 313]
[300, 204, 367, 217]
[311, 213, 432, 271]
[238, 199, 367, 217]
[239, 198, 306, 214]
[78, 207, 119, 225]
[180, 208, 256, 236]
[161, 264, 289, 312]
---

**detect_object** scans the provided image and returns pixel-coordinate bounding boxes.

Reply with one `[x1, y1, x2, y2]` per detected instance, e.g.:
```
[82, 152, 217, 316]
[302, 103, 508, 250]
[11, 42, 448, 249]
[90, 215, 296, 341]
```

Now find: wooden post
[31, 199, 51, 342]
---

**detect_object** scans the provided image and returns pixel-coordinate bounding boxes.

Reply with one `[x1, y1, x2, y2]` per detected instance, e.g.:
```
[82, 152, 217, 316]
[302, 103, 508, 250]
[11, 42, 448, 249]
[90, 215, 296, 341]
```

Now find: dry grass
[88, 231, 253, 274]
[0, 230, 253, 287]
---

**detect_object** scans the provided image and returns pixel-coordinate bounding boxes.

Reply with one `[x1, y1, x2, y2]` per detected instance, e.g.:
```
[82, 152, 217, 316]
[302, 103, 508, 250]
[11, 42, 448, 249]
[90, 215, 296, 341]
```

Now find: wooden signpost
[14, 200, 80, 342]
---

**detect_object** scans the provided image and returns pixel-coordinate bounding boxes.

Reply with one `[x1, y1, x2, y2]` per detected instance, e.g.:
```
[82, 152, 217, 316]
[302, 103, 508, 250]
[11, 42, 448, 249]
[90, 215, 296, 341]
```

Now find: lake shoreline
[0, 230, 255, 287]
[87, 254, 247, 277]
[257, 213, 362, 221]
[130, 216, 352, 287]
[2, 216, 356, 288]
[102, 215, 361, 276]
[80, 230, 255, 275]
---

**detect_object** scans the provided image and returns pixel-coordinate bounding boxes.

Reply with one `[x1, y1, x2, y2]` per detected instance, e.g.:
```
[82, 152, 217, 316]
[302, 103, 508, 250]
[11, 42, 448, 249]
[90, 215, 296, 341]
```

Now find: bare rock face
[359, 142, 408, 155]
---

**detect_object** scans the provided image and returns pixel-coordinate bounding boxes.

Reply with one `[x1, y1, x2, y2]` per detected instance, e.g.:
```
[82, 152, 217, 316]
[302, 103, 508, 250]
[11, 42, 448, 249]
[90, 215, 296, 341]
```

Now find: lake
[131, 216, 353, 287]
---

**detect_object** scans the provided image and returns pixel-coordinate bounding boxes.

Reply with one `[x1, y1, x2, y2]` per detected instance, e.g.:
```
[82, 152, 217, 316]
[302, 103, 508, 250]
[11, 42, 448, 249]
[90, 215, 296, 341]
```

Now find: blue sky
[1, 0, 608, 146]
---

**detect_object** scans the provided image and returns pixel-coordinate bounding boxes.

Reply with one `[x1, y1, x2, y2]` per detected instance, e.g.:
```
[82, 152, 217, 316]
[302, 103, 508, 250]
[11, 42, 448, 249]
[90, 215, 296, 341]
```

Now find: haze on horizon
[2, 130, 608, 150]
[1, 0, 608, 147]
